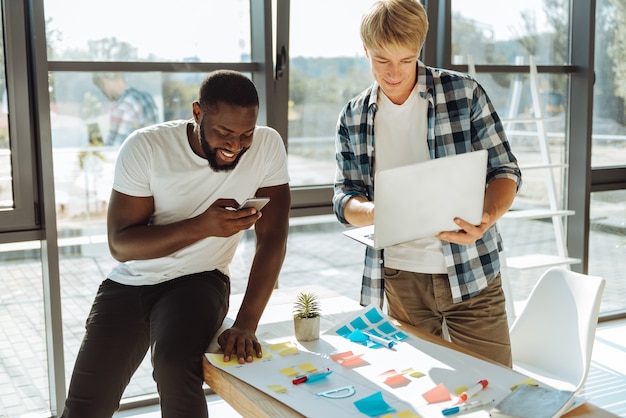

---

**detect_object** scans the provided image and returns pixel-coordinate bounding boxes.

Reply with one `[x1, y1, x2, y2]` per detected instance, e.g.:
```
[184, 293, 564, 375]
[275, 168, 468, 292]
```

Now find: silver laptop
[342, 150, 488, 249]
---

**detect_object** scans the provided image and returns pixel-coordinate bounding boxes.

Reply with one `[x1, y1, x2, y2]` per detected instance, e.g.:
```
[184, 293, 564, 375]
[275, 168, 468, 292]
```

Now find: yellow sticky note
[454, 385, 468, 395]
[397, 410, 421, 418]
[269, 341, 296, 351]
[208, 347, 272, 367]
[280, 367, 300, 377]
[268, 341, 299, 355]
[267, 384, 288, 393]
[298, 362, 317, 373]
[510, 378, 538, 391]
[401, 368, 425, 378]
[278, 346, 299, 356]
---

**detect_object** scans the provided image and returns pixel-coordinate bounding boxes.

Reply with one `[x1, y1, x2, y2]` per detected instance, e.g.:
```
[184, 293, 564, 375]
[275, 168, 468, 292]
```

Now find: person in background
[62, 70, 291, 417]
[93, 72, 159, 146]
[333, 0, 521, 367]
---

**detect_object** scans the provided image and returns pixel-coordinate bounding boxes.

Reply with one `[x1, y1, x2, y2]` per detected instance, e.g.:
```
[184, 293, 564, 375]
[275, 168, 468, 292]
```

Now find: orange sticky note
[331, 351, 354, 361]
[422, 383, 452, 403]
[378, 369, 410, 387]
[383, 373, 411, 388]
[331, 351, 368, 368]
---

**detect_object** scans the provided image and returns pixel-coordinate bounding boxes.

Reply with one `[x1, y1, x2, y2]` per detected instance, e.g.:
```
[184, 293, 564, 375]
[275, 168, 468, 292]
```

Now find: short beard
[199, 123, 247, 172]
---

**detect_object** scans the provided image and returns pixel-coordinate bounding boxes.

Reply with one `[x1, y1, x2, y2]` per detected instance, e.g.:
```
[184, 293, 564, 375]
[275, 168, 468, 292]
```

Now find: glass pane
[288, 0, 377, 187]
[51, 71, 165, 221]
[0, 2, 13, 210]
[592, 0, 626, 168]
[474, 72, 568, 208]
[451, 0, 570, 65]
[51, 71, 216, 401]
[589, 191, 625, 314]
[0, 90, 11, 210]
[0, 248, 49, 416]
[44, 0, 250, 62]
[477, 70, 570, 307]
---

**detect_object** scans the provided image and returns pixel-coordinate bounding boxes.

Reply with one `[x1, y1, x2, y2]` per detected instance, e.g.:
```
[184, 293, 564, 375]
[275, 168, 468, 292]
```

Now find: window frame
[0, 0, 40, 238]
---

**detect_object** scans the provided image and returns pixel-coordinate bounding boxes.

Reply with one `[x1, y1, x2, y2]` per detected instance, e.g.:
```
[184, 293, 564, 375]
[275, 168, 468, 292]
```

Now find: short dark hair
[198, 70, 259, 113]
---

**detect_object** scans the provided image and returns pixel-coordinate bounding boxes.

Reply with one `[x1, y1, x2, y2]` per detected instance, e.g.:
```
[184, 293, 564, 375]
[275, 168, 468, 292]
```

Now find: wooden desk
[203, 285, 617, 418]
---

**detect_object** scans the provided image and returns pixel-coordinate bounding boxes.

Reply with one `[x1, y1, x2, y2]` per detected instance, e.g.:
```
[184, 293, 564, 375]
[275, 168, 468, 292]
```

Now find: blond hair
[360, 0, 429, 52]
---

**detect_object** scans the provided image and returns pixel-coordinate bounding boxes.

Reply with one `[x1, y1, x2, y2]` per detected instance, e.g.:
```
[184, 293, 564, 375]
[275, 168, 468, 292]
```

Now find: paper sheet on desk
[205, 305, 531, 418]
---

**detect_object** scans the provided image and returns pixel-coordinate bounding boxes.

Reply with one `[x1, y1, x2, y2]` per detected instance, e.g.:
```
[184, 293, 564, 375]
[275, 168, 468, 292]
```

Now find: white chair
[509, 267, 606, 393]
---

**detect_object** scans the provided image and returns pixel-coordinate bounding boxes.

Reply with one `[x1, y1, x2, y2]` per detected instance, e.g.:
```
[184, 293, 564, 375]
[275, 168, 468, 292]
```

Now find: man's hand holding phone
[201, 198, 269, 237]
[237, 197, 270, 211]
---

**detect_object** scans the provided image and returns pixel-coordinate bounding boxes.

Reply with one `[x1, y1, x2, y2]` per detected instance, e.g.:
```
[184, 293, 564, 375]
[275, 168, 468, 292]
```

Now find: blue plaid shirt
[107, 87, 159, 146]
[333, 60, 522, 307]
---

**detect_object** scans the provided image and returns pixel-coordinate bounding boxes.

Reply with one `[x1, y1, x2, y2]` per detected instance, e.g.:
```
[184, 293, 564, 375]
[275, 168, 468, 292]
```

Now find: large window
[287, 0, 375, 187]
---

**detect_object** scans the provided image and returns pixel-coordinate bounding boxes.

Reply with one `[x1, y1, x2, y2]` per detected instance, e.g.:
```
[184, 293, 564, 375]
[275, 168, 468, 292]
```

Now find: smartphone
[237, 197, 270, 211]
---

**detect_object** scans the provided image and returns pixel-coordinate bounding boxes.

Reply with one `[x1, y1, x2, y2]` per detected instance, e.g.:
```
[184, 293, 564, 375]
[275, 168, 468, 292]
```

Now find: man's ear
[192, 101, 201, 122]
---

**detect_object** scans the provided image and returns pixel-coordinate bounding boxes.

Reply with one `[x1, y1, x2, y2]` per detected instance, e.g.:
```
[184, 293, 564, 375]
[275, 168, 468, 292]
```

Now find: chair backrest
[509, 267, 605, 392]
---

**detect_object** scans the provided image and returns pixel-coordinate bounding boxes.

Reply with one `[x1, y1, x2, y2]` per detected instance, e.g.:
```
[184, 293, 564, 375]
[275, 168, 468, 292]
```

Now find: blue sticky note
[354, 391, 396, 417]
[364, 308, 384, 324]
[366, 329, 382, 337]
[377, 321, 396, 334]
[392, 331, 409, 341]
[350, 317, 368, 330]
[348, 329, 369, 343]
[335, 325, 352, 337]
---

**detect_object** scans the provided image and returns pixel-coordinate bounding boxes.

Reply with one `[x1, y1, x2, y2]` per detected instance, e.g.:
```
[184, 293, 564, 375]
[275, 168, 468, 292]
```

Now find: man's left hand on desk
[217, 326, 263, 364]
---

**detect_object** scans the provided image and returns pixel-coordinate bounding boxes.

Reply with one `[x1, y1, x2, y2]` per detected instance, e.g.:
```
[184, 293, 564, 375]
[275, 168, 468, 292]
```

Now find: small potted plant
[293, 292, 321, 341]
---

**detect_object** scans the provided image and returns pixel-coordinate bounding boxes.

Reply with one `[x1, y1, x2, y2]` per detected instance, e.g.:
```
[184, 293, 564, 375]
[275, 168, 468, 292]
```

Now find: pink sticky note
[331, 351, 368, 368]
[330, 351, 354, 361]
[383, 373, 411, 388]
[422, 383, 452, 403]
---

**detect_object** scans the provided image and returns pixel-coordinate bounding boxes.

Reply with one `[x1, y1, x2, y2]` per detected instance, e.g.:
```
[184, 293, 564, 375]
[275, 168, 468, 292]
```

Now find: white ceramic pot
[293, 316, 320, 341]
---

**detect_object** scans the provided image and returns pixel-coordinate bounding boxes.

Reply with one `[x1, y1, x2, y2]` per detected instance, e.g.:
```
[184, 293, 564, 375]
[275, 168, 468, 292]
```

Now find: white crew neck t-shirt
[375, 85, 447, 274]
[107, 120, 290, 286]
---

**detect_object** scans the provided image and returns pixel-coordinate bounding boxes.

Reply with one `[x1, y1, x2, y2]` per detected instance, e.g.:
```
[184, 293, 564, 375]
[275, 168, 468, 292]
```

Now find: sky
[45, 0, 547, 61]
[45, 0, 249, 61]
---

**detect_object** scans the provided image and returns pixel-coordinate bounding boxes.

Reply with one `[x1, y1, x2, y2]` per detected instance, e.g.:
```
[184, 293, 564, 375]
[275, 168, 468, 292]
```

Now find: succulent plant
[293, 292, 321, 319]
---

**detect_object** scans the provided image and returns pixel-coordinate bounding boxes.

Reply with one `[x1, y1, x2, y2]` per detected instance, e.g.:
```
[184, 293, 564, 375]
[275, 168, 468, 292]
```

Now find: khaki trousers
[384, 269, 512, 367]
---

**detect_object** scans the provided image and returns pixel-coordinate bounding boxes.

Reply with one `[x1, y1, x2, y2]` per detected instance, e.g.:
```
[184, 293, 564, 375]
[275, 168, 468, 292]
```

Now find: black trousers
[61, 270, 230, 418]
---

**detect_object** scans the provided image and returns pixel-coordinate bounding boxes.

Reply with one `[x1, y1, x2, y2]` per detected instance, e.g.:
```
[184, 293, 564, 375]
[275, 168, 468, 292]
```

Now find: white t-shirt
[375, 86, 447, 274]
[107, 119, 290, 285]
